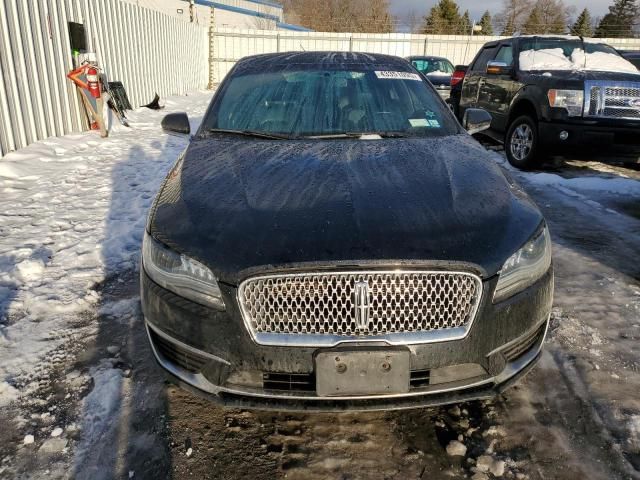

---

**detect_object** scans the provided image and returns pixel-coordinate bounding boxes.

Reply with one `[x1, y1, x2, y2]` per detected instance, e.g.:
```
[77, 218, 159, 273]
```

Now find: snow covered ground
[0, 91, 211, 388]
[1, 92, 639, 479]
[0, 91, 212, 477]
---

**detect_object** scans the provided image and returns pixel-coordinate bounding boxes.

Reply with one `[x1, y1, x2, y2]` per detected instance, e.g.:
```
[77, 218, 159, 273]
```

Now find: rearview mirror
[486, 61, 513, 76]
[161, 112, 190, 135]
[463, 109, 492, 135]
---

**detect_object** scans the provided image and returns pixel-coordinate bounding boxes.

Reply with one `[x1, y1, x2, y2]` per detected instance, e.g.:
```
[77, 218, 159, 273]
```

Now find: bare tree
[252, 16, 274, 30]
[496, 0, 533, 34]
[281, 0, 393, 32]
[513, 0, 573, 34]
[403, 10, 422, 33]
[363, 0, 394, 33]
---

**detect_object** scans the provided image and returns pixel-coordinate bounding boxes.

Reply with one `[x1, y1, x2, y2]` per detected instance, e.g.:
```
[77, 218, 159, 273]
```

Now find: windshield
[202, 67, 459, 138]
[519, 38, 638, 73]
[411, 59, 454, 76]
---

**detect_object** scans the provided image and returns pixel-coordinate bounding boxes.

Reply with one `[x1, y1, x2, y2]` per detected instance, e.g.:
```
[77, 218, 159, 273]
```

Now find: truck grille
[585, 81, 640, 120]
[238, 271, 482, 346]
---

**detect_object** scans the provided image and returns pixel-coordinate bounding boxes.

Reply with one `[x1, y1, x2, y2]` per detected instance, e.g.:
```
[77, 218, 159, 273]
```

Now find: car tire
[505, 115, 541, 170]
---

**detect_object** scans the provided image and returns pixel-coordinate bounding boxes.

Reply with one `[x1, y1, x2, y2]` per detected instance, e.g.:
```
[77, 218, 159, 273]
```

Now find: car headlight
[493, 226, 551, 303]
[547, 89, 584, 116]
[142, 232, 225, 310]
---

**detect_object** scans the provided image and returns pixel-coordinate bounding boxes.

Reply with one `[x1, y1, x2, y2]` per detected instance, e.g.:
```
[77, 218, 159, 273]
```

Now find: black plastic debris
[108, 82, 133, 111]
[143, 93, 163, 110]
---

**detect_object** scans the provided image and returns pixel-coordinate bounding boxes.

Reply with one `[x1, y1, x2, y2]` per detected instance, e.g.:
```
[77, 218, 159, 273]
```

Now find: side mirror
[486, 61, 513, 76]
[463, 108, 492, 135]
[161, 112, 190, 135]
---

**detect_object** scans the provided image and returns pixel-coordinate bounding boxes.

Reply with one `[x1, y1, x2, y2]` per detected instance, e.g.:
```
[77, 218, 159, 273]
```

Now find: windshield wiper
[202, 128, 291, 140]
[303, 131, 411, 139]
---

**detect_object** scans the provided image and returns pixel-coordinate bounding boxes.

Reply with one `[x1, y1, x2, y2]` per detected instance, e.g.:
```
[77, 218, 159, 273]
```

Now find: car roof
[235, 51, 410, 70]
[407, 55, 451, 62]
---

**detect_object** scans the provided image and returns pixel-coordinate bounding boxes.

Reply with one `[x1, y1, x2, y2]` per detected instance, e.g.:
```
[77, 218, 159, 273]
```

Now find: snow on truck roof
[519, 47, 639, 73]
[513, 35, 612, 44]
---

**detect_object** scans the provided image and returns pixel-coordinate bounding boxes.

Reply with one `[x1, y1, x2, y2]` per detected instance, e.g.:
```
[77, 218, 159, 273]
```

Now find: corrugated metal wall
[0, 0, 209, 157]
[209, 28, 640, 86]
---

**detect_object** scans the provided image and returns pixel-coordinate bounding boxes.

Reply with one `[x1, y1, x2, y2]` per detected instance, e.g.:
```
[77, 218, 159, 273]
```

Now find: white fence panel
[0, 0, 209, 157]
[209, 29, 509, 85]
[210, 28, 640, 87]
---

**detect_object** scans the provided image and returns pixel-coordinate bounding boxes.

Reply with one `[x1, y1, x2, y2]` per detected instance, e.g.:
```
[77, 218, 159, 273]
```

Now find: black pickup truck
[459, 36, 640, 169]
[620, 50, 640, 69]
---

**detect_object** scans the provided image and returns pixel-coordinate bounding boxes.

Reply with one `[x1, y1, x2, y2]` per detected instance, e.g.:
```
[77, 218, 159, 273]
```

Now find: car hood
[149, 135, 543, 284]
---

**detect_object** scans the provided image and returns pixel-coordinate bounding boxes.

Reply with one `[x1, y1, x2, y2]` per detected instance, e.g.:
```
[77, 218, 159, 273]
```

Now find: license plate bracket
[315, 348, 410, 397]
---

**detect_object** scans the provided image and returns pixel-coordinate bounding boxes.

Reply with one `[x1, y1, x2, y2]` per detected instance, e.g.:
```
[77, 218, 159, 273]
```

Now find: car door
[477, 44, 515, 131]
[460, 45, 498, 116]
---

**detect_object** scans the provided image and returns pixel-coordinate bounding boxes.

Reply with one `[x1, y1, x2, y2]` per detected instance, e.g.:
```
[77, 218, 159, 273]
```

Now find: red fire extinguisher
[67, 61, 107, 137]
[86, 66, 101, 99]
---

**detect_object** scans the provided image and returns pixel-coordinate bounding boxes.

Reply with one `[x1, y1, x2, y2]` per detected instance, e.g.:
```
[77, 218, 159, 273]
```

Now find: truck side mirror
[463, 109, 492, 135]
[161, 112, 190, 135]
[486, 61, 513, 76]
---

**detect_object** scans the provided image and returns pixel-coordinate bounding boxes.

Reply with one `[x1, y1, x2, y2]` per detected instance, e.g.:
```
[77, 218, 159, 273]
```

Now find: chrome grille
[585, 81, 640, 120]
[238, 271, 482, 346]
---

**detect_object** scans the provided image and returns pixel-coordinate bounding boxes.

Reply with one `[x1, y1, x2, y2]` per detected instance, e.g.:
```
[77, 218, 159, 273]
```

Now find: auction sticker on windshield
[375, 71, 422, 81]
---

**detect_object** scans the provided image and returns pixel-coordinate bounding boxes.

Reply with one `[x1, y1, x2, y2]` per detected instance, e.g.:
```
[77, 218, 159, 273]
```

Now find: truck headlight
[547, 89, 584, 117]
[493, 226, 552, 303]
[142, 232, 225, 310]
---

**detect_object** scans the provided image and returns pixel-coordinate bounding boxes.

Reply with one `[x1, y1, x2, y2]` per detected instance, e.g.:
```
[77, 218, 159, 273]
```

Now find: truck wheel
[505, 116, 541, 170]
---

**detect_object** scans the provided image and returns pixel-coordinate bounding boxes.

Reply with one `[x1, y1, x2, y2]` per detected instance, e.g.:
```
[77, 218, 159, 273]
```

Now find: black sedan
[142, 52, 553, 411]
[407, 55, 455, 100]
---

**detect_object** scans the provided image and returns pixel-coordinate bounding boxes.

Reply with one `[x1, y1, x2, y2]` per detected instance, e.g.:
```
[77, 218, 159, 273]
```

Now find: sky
[389, 0, 613, 27]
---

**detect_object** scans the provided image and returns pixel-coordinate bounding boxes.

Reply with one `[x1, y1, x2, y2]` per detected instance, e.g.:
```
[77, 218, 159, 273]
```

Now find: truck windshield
[203, 68, 460, 139]
[519, 38, 637, 73]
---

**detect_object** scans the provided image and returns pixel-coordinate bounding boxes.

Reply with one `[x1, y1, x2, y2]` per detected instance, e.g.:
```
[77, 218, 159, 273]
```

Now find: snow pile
[426, 69, 451, 76]
[488, 150, 640, 199]
[526, 172, 640, 196]
[0, 91, 213, 405]
[519, 48, 573, 71]
[0, 381, 19, 407]
[519, 48, 638, 73]
[571, 49, 639, 73]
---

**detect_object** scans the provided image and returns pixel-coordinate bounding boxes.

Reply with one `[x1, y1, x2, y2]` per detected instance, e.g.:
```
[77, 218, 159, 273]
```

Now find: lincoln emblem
[354, 281, 370, 331]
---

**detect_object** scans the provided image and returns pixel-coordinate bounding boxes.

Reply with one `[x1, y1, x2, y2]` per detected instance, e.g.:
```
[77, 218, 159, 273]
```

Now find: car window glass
[204, 68, 459, 138]
[412, 59, 454, 75]
[495, 46, 513, 66]
[471, 47, 497, 72]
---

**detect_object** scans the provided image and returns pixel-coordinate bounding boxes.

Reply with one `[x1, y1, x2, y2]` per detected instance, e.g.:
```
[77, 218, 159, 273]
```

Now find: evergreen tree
[438, 0, 463, 25]
[522, 5, 543, 33]
[460, 10, 473, 34]
[595, 0, 638, 37]
[478, 10, 494, 35]
[423, 6, 444, 33]
[571, 8, 593, 36]
[421, 0, 463, 34]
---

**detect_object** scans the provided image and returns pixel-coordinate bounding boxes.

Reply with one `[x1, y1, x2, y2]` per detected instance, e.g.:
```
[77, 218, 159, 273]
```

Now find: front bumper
[538, 119, 640, 162]
[141, 268, 553, 411]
